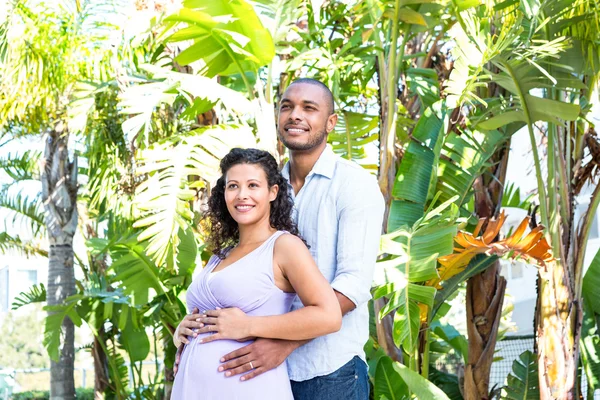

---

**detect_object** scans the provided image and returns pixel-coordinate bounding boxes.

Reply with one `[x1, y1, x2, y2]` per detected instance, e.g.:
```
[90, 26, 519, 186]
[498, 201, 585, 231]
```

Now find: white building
[0, 251, 47, 314]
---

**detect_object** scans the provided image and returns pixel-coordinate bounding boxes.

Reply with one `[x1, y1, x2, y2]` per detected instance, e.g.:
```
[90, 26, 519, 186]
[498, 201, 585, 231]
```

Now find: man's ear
[269, 184, 279, 202]
[326, 113, 338, 133]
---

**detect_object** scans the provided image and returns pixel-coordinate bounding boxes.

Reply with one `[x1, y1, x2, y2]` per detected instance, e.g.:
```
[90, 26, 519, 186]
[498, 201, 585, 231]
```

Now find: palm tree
[0, 1, 130, 397]
[1, 3, 81, 397]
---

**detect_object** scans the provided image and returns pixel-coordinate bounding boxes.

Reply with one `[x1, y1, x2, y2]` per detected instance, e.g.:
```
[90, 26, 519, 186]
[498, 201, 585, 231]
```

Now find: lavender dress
[171, 231, 296, 399]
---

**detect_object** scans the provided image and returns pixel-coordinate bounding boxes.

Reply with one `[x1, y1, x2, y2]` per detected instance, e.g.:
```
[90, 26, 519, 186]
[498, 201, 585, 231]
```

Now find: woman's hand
[173, 308, 203, 347]
[196, 308, 253, 343]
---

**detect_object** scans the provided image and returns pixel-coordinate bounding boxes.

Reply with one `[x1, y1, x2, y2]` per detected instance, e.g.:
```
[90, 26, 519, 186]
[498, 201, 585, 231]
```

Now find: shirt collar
[282, 146, 336, 181]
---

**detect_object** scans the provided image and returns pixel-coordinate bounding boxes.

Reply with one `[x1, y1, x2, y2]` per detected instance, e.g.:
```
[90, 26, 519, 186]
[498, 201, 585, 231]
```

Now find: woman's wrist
[246, 316, 260, 338]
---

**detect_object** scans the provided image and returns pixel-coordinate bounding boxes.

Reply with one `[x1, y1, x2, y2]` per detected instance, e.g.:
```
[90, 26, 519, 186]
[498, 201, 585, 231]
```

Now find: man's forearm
[335, 290, 356, 315]
[285, 292, 352, 351]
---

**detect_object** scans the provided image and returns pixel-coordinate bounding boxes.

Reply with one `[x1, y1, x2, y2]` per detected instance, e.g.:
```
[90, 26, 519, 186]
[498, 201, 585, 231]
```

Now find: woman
[171, 148, 342, 399]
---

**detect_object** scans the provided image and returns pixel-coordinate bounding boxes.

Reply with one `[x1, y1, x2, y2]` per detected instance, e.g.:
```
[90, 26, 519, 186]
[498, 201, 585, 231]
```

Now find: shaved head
[288, 78, 335, 115]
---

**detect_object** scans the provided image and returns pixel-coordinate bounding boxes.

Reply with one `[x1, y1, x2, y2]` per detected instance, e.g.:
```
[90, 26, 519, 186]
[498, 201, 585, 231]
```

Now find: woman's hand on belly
[174, 307, 203, 347]
[196, 308, 253, 343]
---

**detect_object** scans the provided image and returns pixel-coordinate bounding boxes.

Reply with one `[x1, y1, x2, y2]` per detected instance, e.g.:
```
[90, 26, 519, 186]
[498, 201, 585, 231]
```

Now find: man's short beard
[278, 128, 328, 151]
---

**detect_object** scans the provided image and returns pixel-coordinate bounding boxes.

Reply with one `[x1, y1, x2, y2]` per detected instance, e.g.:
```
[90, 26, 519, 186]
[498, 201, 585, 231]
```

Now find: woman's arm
[249, 234, 342, 339]
[197, 234, 342, 342]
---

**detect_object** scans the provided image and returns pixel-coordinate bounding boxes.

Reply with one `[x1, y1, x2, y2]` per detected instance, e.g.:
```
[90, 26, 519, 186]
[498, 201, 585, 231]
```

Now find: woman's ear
[270, 184, 279, 202]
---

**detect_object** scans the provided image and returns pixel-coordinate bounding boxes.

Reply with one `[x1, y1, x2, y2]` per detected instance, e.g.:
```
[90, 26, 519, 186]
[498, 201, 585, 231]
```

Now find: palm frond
[75, 0, 131, 43]
[43, 294, 84, 361]
[0, 2, 75, 133]
[12, 283, 47, 310]
[0, 189, 45, 236]
[118, 64, 253, 145]
[105, 339, 130, 397]
[446, 2, 580, 120]
[84, 148, 135, 220]
[502, 182, 535, 209]
[133, 125, 255, 269]
[118, 77, 179, 144]
[475, 61, 580, 130]
[106, 235, 166, 307]
[0, 150, 41, 182]
[329, 111, 379, 169]
[0, 231, 48, 257]
[251, 0, 305, 44]
[68, 81, 107, 135]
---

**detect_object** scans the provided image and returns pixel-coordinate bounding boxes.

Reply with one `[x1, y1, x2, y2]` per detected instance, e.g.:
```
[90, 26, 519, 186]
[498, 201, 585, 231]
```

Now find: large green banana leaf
[165, 0, 274, 76]
[502, 350, 540, 399]
[581, 249, 600, 396]
[388, 102, 447, 231]
[374, 198, 458, 352]
[374, 356, 451, 400]
[329, 111, 379, 168]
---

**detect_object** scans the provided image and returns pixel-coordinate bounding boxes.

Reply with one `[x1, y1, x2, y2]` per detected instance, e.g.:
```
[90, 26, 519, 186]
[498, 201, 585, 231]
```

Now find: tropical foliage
[1, 0, 599, 398]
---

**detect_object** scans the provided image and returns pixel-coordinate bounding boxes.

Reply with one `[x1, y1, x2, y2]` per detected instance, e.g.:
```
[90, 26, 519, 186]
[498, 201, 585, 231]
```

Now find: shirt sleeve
[330, 177, 385, 308]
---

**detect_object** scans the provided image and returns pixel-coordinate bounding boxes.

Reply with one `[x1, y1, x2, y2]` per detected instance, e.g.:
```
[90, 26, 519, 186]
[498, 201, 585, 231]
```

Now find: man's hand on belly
[218, 338, 306, 381]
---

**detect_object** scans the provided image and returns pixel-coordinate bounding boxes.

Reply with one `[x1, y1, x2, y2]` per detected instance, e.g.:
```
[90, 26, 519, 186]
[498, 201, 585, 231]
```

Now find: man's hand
[217, 338, 300, 381]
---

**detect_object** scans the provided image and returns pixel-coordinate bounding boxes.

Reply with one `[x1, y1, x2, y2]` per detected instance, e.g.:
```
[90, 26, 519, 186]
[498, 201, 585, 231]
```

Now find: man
[175, 78, 384, 399]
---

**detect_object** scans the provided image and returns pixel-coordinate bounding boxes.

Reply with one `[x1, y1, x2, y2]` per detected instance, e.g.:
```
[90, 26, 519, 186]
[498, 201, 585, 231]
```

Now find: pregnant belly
[172, 333, 293, 400]
[179, 332, 252, 378]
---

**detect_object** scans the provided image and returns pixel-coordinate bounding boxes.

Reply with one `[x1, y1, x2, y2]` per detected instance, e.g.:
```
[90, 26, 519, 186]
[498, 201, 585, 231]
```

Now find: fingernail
[196, 318, 202, 322]
[240, 377, 245, 381]
[218, 367, 223, 372]
[220, 358, 225, 362]
[203, 310, 207, 313]
[199, 323, 204, 327]
[199, 339, 203, 343]
[225, 372, 231, 377]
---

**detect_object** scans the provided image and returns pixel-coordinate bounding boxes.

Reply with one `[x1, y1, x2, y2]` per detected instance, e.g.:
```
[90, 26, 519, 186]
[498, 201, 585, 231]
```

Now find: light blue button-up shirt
[282, 146, 385, 381]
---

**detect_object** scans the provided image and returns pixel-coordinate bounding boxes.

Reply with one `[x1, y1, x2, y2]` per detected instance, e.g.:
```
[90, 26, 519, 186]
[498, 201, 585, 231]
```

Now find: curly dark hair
[205, 148, 303, 258]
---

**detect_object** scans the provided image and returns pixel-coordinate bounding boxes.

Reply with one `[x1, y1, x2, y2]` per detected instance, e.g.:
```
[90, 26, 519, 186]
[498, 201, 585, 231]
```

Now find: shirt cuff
[331, 275, 372, 308]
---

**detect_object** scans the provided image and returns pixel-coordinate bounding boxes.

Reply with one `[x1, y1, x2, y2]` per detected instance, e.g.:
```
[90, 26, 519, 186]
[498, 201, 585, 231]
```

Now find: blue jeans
[290, 356, 370, 400]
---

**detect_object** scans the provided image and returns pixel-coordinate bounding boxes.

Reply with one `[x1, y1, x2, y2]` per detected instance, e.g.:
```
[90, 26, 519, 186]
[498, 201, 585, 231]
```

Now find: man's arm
[329, 176, 385, 312]
[217, 292, 354, 381]
[335, 290, 357, 315]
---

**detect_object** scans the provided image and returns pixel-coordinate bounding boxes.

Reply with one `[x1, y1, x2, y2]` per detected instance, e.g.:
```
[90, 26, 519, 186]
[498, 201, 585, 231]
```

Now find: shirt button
[354, 375, 358, 380]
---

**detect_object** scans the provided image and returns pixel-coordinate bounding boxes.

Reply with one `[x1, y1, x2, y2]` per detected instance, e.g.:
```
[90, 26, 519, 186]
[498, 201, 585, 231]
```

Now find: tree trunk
[464, 144, 509, 399]
[464, 262, 506, 399]
[536, 261, 579, 399]
[93, 327, 109, 399]
[42, 124, 78, 400]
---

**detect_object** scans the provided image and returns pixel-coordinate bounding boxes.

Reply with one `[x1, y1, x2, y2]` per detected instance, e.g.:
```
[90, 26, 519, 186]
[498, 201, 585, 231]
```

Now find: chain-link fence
[438, 334, 599, 398]
[489, 335, 536, 389]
